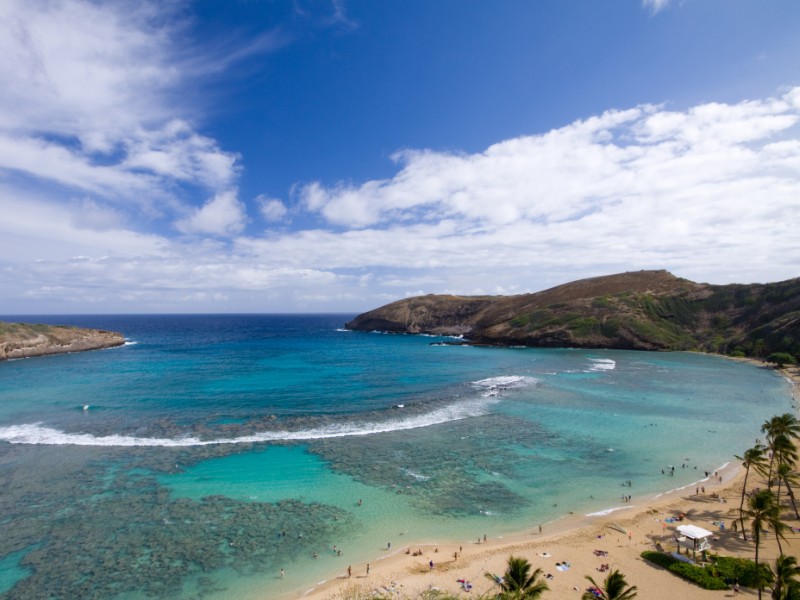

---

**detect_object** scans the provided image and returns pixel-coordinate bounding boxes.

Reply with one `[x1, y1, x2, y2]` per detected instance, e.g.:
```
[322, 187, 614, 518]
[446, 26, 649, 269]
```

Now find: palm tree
[769, 435, 798, 523]
[777, 462, 800, 519]
[772, 555, 800, 600]
[485, 555, 549, 599]
[772, 434, 799, 473]
[582, 569, 637, 600]
[762, 414, 800, 487]
[762, 414, 800, 441]
[737, 444, 768, 539]
[744, 490, 787, 599]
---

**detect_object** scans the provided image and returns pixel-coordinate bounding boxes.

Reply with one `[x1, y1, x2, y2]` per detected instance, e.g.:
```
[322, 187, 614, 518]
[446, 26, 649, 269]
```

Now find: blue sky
[1, 0, 799, 313]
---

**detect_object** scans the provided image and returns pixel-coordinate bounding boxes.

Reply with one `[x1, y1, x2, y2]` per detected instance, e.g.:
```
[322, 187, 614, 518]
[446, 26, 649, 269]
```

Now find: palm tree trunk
[768, 452, 775, 490]
[783, 475, 800, 519]
[755, 529, 762, 600]
[739, 466, 751, 541]
[776, 478, 785, 555]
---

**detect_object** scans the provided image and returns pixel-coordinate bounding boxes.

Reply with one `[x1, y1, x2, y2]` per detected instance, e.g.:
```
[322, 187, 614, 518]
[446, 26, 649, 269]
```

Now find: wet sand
[302, 460, 798, 599]
[295, 360, 800, 600]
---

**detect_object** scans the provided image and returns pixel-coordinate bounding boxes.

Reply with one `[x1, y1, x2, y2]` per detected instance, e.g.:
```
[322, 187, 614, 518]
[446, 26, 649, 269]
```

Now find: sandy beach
[302, 364, 800, 600]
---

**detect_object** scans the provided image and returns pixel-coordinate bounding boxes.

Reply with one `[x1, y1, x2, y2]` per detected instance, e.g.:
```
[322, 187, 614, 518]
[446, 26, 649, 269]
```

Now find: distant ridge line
[345, 270, 800, 357]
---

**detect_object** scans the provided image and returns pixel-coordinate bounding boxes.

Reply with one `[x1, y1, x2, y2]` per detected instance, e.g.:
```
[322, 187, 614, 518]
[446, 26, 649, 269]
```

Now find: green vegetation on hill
[346, 270, 800, 359]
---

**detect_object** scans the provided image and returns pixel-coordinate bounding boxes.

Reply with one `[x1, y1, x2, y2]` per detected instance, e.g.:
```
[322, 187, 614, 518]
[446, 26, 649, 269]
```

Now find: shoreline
[299, 460, 753, 600]
[723, 355, 800, 409]
[293, 359, 800, 600]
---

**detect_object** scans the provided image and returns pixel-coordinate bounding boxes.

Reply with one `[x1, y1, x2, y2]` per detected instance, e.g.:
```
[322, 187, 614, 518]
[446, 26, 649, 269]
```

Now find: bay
[0, 314, 791, 599]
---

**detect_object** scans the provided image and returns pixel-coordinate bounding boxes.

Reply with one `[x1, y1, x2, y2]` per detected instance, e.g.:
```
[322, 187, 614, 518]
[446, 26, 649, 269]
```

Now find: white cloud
[0, 187, 168, 263]
[123, 120, 241, 190]
[0, 0, 249, 220]
[69, 198, 127, 232]
[257, 195, 289, 222]
[0, 0, 175, 142]
[242, 88, 800, 302]
[642, 0, 672, 15]
[3, 78, 800, 312]
[175, 190, 248, 236]
[298, 93, 800, 243]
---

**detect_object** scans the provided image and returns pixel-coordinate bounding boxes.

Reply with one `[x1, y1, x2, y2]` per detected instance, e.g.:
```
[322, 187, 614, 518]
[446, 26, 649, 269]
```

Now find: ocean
[0, 314, 792, 599]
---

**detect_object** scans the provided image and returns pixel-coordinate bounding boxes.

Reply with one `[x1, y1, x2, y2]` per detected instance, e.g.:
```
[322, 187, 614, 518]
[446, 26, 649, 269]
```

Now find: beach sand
[302, 468, 794, 599]
[297, 363, 800, 600]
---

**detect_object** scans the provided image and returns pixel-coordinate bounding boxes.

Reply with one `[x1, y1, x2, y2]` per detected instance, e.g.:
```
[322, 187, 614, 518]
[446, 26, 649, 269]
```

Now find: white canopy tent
[676, 524, 713, 552]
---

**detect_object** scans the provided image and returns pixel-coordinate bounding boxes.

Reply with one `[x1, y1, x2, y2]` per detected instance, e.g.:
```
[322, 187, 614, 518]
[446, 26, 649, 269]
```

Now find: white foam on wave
[585, 505, 635, 517]
[401, 468, 431, 481]
[334, 328, 351, 333]
[587, 358, 616, 372]
[0, 395, 502, 447]
[653, 461, 734, 498]
[123, 340, 138, 346]
[472, 375, 538, 398]
[471, 375, 538, 390]
[1, 373, 540, 448]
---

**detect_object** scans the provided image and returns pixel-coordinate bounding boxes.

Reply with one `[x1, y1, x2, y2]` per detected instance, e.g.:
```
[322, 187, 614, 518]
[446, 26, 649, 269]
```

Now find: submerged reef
[0, 444, 353, 600]
[307, 414, 582, 517]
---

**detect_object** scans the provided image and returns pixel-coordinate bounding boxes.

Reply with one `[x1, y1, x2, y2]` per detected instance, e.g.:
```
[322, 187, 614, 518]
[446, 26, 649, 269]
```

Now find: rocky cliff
[0, 322, 126, 361]
[346, 270, 800, 356]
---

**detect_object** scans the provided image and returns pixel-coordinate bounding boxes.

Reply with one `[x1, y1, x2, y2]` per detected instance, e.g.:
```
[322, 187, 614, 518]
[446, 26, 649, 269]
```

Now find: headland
[0, 321, 125, 361]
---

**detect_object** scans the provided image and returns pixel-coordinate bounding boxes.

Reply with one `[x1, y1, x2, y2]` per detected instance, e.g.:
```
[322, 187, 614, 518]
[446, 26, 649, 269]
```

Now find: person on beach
[280, 568, 284, 578]
[429, 559, 434, 571]
[366, 563, 370, 575]
[347, 565, 351, 578]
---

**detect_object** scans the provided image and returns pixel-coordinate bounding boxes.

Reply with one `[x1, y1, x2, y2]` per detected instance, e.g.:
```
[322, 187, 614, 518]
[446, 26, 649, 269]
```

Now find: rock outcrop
[346, 270, 800, 356]
[0, 322, 125, 361]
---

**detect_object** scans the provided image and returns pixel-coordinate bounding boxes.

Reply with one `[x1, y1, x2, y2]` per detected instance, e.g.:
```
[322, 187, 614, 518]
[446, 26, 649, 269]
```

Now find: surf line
[0, 400, 499, 447]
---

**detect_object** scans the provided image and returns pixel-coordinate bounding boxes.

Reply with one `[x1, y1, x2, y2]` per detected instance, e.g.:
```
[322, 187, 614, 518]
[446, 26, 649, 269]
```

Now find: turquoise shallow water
[0, 314, 793, 599]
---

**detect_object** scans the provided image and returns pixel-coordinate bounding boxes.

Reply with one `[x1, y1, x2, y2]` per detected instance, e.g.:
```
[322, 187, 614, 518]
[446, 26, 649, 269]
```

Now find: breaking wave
[0, 373, 538, 447]
[587, 358, 616, 372]
[471, 375, 538, 390]
[585, 505, 635, 517]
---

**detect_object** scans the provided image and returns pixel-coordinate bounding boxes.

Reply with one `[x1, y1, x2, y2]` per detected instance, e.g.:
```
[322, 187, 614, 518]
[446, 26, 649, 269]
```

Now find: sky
[1, 0, 799, 314]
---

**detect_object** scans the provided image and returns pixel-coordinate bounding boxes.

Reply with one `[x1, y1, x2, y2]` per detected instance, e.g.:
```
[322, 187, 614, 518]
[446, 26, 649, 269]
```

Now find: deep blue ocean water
[0, 314, 793, 599]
